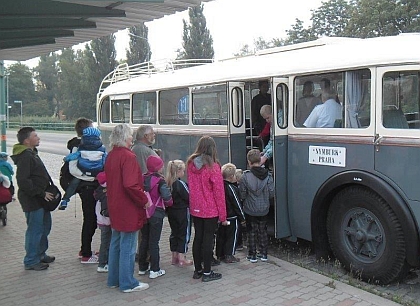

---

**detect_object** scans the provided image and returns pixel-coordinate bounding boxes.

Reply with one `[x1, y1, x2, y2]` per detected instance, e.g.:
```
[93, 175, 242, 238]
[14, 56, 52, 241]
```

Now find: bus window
[111, 98, 130, 123]
[159, 88, 189, 125]
[132, 92, 157, 124]
[192, 84, 228, 125]
[231, 87, 243, 127]
[99, 97, 110, 123]
[276, 83, 287, 128]
[294, 69, 371, 128]
[382, 71, 419, 129]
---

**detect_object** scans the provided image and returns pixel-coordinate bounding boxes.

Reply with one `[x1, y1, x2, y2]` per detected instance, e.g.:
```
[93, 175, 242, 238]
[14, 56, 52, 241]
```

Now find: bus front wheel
[327, 186, 408, 284]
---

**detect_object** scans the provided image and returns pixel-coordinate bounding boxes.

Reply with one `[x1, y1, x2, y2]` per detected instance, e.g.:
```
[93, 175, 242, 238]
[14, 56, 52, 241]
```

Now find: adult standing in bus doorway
[11, 127, 55, 271]
[251, 80, 272, 143]
[67, 118, 99, 264]
[132, 125, 160, 175]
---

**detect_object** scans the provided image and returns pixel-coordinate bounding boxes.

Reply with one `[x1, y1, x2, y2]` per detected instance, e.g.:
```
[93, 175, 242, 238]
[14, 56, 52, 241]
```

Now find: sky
[13, 0, 324, 68]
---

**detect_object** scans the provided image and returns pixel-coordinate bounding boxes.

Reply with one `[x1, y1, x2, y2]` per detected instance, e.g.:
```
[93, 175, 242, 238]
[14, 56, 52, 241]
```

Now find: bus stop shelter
[0, 0, 211, 150]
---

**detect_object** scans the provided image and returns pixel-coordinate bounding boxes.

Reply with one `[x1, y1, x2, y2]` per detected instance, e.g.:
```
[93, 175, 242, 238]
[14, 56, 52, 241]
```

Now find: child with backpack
[138, 155, 173, 279]
[239, 149, 274, 263]
[59, 127, 107, 210]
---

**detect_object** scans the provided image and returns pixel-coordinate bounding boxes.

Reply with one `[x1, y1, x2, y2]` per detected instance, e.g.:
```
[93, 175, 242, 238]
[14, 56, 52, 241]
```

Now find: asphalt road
[5, 129, 75, 156]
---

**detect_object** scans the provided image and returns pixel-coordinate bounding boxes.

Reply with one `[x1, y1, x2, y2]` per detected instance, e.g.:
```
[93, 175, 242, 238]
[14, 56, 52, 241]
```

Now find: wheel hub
[342, 208, 385, 264]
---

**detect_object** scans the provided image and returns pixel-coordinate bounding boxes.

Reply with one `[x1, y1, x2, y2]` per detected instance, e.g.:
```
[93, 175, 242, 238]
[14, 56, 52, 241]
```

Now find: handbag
[41, 171, 62, 211]
[0, 184, 12, 205]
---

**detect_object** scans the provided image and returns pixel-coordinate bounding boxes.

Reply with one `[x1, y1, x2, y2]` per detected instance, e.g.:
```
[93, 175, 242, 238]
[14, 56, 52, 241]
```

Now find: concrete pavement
[0, 197, 401, 306]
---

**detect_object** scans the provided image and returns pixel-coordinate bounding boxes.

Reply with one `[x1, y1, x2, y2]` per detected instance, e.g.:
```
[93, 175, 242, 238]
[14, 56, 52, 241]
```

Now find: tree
[33, 53, 60, 117]
[6, 63, 36, 117]
[310, 0, 352, 37]
[345, 0, 420, 38]
[177, 4, 214, 60]
[284, 18, 316, 45]
[126, 23, 151, 65]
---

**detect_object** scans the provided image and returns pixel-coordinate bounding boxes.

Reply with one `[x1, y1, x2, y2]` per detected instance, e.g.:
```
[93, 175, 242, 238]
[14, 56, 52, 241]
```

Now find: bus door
[374, 66, 420, 201]
[272, 78, 291, 238]
[228, 82, 247, 170]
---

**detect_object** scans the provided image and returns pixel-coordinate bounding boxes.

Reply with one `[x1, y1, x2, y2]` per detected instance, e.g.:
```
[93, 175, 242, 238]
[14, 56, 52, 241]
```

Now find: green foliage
[6, 63, 36, 117]
[33, 53, 59, 116]
[235, 0, 420, 55]
[126, 23, 151, 65]
[177, 4, 214, 60]
[8, 116, 74, 130]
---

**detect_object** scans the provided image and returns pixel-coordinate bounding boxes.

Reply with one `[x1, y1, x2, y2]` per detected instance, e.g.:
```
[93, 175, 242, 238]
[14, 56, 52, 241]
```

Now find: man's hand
[44, 192, 54, 201]
[260, 155, 268, 166]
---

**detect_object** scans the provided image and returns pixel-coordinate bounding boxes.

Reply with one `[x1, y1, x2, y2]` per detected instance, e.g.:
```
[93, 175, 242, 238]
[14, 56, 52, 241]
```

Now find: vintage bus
[97, 33, 420, 284]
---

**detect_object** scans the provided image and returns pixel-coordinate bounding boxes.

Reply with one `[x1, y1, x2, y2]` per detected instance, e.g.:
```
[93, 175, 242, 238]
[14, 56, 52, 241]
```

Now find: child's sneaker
[97, 264, 108, 273]
[260, 254, 268, 262]
[246, 254, 258, 263]
[58, 200, 68, 210]
[202, 271, 222, 282]
[81, 255, 99, 264]
[149, 269, 165, 279]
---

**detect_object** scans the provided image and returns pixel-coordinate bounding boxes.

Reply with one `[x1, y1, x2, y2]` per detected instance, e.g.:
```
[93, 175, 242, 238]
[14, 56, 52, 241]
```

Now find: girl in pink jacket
[187, 136, 227, 282]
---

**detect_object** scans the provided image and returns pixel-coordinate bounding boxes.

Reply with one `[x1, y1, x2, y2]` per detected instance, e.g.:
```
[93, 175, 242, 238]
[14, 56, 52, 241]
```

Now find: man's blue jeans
[107, 229, 139, 291]
[24, 208, 52, 267]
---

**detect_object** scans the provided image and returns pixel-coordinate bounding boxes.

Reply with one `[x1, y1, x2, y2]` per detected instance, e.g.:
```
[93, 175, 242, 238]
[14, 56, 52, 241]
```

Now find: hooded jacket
[239, 166, 274, 216]
[187, 155, 226, 222]
[11, 144, 50, 212]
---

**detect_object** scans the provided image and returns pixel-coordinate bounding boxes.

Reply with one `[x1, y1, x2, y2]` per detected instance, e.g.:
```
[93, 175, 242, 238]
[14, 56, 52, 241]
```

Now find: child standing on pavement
[165, 160, 193, 266]
[94, 171, 111, 273]
[239, 149, 274, 263]
[138, 155, 173, 279]
[216, 163, 245, 263]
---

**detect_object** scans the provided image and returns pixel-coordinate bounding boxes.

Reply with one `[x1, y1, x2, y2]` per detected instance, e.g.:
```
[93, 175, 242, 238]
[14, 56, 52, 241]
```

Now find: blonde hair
[165, 160, 186, 187]
[221, 163, 236, 179]
[235, 169, 243, 182]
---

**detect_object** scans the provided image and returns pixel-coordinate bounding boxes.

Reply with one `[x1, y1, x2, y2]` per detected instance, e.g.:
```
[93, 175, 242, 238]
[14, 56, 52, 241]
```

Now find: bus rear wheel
[327, 186, 408, 284]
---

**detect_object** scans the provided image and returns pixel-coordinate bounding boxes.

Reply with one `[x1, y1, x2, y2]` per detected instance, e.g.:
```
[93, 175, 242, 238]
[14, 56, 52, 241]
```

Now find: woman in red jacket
[105, 124, 150, 293]
[187, 136, 228, 282]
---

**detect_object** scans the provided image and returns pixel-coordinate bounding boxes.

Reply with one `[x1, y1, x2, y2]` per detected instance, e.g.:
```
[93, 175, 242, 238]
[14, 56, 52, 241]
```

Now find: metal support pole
[0, 61, 6, 152]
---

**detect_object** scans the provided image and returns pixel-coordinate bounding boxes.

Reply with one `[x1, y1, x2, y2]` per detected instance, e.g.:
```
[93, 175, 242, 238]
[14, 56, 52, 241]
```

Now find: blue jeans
[98, 225, 111, 267]
[24, 208, 52, 267]
[107, 229, 139, 291]
[138, 216, 164, 272]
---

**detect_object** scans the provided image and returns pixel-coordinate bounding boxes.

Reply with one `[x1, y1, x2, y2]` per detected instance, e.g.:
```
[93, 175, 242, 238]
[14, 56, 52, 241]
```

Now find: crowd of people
[10, 119, 275, 293]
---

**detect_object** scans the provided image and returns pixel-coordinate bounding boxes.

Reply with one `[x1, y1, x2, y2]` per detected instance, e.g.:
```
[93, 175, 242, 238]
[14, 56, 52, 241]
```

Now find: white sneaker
[138, 268, 149, 275]
[122, 282, 149, 293]
[97, 264, 108, 273]
[149, 269, 165, 279]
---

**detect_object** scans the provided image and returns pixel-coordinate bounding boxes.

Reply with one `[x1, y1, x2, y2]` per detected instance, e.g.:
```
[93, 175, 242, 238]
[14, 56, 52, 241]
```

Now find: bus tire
[327, 186, 408, 284]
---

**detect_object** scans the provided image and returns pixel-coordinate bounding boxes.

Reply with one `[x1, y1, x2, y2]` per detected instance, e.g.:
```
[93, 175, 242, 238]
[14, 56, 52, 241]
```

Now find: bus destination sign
[308, 145, 346, 167]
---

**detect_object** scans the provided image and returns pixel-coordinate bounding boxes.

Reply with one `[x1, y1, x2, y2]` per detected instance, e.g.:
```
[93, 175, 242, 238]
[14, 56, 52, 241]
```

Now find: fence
[7, 121, 75, 131]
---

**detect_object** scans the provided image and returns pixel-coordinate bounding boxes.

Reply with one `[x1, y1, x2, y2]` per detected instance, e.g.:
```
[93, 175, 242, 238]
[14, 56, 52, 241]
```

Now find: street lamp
[127, 32, 151, 62]
[14, 100, 22, 127]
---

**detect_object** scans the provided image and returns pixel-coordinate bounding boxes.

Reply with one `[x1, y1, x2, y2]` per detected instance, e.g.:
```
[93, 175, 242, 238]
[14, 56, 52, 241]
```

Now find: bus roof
[100, 33, 420, 98]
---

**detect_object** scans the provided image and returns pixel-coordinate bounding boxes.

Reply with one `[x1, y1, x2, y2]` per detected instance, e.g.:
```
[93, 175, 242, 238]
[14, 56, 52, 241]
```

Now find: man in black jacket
[11, 127, 55, 271]
[67, 118, 99, 264]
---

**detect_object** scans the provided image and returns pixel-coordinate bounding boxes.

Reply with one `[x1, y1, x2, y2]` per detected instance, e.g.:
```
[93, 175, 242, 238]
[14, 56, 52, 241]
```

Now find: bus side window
[132, 92, 157, 124]
[382, 71, 419, 129]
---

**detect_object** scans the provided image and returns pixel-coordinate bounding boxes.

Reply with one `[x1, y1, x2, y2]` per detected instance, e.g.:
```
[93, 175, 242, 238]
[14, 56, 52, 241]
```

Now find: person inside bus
[303, 87, 342, 128]
[296, 81, 321, 126]
[251, 80, 272, 143]
[259, 105, 283, 166]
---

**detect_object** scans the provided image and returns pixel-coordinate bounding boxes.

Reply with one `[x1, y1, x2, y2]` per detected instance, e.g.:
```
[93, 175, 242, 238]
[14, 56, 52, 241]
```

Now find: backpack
[144, 175, 163, 219]
[59, 161, 73, 191]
